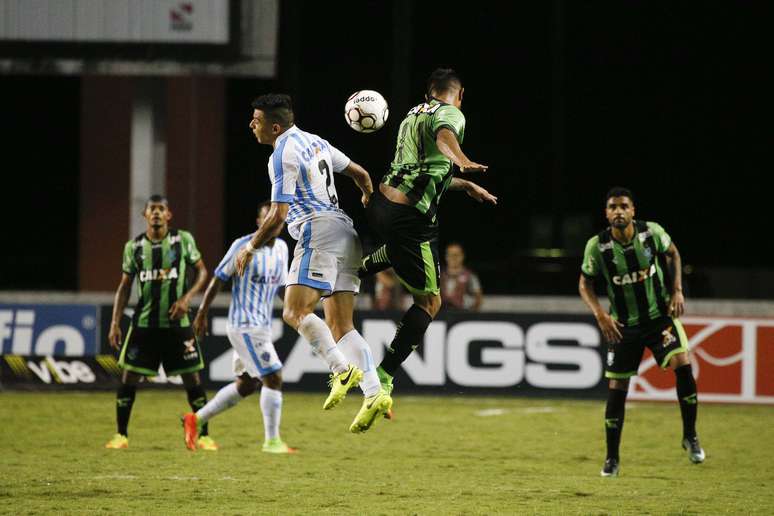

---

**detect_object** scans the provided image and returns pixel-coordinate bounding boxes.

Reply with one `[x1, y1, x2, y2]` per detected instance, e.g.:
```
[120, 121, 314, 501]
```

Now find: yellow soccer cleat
[323, 364, 363, 410]
[349, 390, 393, 434]
[105, 433, 129, 449]
[262, 438, 298, 454]
[197, 435, 219, 451]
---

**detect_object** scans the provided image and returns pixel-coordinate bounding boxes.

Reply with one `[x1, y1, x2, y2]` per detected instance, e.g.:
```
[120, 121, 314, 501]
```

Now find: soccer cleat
[105, 433, 129, 449]
[349, 390, 393, 433]
[323, 364, 363, 410]
[182, 412, 200, 451]
[197, 436, 219, 451]
[600, 458, 620, 477]
[262, 438, 298, 454]
[682, 436, 705, 464]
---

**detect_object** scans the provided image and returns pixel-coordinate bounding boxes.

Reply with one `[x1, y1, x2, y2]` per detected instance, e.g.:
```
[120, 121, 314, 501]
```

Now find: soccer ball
[344, 90, 389, 133]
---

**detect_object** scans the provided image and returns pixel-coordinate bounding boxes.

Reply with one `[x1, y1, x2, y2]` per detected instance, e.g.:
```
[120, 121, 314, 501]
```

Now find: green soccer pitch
[1, 391, 773, 514]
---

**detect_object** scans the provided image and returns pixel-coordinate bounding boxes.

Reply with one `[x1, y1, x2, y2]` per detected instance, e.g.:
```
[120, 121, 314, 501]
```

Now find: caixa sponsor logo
[208, 318, 603, 390]
[0, 305, 98, 356]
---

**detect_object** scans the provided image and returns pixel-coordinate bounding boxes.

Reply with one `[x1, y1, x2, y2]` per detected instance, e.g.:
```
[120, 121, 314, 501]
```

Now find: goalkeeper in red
[358, 68, 497, 402]
[579, 187, 705, 477]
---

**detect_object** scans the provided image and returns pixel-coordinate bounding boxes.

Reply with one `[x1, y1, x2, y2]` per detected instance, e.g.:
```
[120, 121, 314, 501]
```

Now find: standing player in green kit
[579, 187, 705, 477]
[358, 68, 497, 400]
[105, 195, 214, 450]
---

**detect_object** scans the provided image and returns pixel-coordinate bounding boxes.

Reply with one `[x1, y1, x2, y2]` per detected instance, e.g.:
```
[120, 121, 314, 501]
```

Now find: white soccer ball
[344, 90, 389, 133]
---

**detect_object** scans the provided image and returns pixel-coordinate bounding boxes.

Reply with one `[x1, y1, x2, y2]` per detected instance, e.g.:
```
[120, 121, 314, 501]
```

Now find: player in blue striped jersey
[235, 93, 392, 433]
[183, 202, 296, 454]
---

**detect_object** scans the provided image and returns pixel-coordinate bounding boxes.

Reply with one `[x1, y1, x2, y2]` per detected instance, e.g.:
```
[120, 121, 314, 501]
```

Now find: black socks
[675, 364, 698, 439]
[116, 384, 137, 436]
[378, 304, 433, 376]
[605, 388, 628, 460]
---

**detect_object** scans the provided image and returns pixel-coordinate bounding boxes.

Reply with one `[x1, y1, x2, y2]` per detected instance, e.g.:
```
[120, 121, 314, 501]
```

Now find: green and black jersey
[582, 220, 674, 327]
[382, 99, 466, 222]
[122, 229, 202, 328]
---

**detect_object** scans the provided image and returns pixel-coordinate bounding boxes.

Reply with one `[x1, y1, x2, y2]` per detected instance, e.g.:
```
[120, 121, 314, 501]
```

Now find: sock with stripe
[378, 304, 433, 376]
[604, 387, 627, 460]
[186, 385, 209, 436]
[675, 364, 698, 439]
[116, 384, 136, 437]
[298, 313, 348, 374]
[358, 244, 392, 279]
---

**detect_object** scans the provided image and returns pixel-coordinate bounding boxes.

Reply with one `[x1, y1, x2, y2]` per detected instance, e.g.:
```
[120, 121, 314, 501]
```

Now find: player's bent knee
[262, 371, 283, 390]
[282, 306, 309, 329]
[181, 372, 201, 388]
[670, 351, 690, 369]
[236, 375, 259, 396]
[608, 378, 630, 391]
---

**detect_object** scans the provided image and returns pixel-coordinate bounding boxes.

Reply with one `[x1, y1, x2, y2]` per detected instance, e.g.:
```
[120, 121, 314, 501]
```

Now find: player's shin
[675, 364, 698, 439]
[605, 388, 628, 460]
[196, 382, 242, 423]
[116, 384, 136, 436]
[298, 313, 348, 374]
[378, 304, 432, 376]
[260, 386, 283, 441]
[337, 329, 381, 397]
[186, 385, 209, 436]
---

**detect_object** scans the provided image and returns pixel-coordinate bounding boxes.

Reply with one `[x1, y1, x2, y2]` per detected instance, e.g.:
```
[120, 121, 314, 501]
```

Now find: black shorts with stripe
[118, 326, 204, 377]
[366, 192, 440, 296]
[605, 316, 689, 379]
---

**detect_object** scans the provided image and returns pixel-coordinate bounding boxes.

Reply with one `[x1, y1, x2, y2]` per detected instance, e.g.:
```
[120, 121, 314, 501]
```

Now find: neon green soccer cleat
[105, 433, 129, 449]
[377, 366, 394, 420]
[349, 390, 393, 433]
[323, 364, 363, 410]
[197, 435, 218, 451]
[262, 438, 298, 454]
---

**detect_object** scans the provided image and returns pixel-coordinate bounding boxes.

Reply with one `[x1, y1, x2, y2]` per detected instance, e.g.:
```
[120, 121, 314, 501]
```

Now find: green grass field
[1, 390, 773, 515]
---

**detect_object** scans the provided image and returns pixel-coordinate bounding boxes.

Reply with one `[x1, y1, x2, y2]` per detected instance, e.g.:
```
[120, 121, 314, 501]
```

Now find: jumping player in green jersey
[358, 68, 497, 400]
[579, 187, 705, 477]
[105, 195, 214, 450]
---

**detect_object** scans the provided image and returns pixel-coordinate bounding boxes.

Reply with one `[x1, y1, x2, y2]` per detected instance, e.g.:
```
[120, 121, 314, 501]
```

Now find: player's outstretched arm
[109, 273, 133, 350]
[436, 128, 488, 173]
[579, 274, 623, 343]
[193, 276, 224, 339]
[664, 243, 685, 317]
[448, 177, 497, 205]
[341, 161, 374, 207]
[170, 259, 208, 321]
[235, 203, 289, 276]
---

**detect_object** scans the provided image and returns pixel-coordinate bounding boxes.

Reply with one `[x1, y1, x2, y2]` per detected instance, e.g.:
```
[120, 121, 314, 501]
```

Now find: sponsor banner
[0, 304, 99, 356]
[0, 355, 121, 390]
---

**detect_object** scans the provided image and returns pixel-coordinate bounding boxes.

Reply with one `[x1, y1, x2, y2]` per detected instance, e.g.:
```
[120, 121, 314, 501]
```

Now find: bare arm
[235, 202, 289, 276]
[169, 259, 208, 321]
[193, 276, 224, 339]
[664, 242, 685, 317]
[448, 177, 498, 204]
[108, 274, 134, 350]
[436, 128, 488, 173]
[341, 161, 374, 207]
[579, 274, 623, 343]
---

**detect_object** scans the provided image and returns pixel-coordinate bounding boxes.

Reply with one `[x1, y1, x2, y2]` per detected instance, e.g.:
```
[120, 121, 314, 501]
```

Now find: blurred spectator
[441, 243, 482, 311]
[373, 269, 407, 311]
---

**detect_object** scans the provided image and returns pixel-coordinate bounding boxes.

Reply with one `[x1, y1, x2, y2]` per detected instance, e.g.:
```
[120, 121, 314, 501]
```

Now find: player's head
[256, 200, 272, 227]
[605, 187, 635, 230]
[426, 68, 464, 108]
[445, 242, 466, 268]
[143, 194, 172, 230]
[250, 94, 295, 145]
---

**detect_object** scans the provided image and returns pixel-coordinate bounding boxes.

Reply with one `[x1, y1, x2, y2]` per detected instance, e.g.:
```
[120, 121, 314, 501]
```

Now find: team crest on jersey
[642, 247, 653, 261]
[139, 268, 179, 282]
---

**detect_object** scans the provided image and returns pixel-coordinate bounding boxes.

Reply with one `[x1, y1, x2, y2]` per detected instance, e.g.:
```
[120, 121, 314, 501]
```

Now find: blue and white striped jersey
[214, 235, 288, 333]
[268, 125, 353, 239]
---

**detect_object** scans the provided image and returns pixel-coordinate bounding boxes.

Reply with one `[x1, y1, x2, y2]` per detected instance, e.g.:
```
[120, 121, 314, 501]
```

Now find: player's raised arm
[436, 128, 487, 173]
[341, 161, 374, 207]
[448, 177, 497, 205]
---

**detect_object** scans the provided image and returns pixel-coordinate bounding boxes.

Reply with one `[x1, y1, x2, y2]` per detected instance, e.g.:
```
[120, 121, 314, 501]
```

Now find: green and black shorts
[118, 326, 204, 377]
[366, 192, 441, 296]
[605, 316, 689, 379]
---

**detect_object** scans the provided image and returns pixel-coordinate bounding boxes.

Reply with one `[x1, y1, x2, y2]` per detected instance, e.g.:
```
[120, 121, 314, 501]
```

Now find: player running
[183, 202, 296, 454]
[234, 93, 391, 433]
[579, 187, 705, 477]
[357, 68, 497, 400]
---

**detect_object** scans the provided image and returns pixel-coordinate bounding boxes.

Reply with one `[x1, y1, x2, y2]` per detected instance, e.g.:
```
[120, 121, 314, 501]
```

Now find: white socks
[338, 329, 381, 397]
[196, 382, 242, 423]
[260, 386, 283, 441]
[298, 313, 348, 374]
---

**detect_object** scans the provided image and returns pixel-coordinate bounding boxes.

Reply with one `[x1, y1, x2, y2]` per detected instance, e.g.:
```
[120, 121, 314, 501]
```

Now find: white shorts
[226, 326, 282, 378]
[288, 215, 362, 296]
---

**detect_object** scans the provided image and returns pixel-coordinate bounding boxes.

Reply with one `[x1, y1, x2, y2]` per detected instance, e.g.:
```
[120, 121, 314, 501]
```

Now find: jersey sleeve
[214, 238, 243, 281]
[121, 241, 136, 275]
[581, 237, 601, 278]
[647, 222, 672, 253]
[181, 231, 202, 264]
[431, 105, 466, 142]
[326, 141, 352, 173]
[269, 142, 300, 203]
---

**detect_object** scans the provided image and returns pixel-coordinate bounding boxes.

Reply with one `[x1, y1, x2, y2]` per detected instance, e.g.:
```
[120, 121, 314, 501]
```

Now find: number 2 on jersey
[318, 159, 338, 206]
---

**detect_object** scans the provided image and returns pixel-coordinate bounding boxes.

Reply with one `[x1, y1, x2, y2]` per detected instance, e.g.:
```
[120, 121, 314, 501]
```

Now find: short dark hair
[145, 194, 168, 210]
[427, 68, 462, 97]
[257, 200, 271, 215]
[605, 187, 634, 204]
[251, 94, 295, 128]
